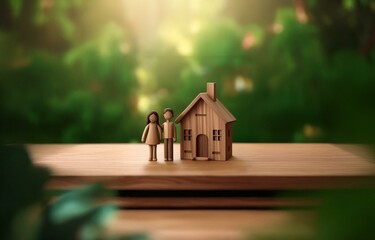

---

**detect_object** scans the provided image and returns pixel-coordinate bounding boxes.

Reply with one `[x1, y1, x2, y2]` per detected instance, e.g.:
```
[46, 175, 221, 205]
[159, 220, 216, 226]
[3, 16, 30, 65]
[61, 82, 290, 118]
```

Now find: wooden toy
[162, 108, 177, 161]
[141, 111, 162, 161]
[175, 83, 236, 161]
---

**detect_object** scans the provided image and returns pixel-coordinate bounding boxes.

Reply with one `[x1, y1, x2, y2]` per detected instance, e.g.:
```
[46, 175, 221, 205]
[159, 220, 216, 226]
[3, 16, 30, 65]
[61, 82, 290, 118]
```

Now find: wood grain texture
[111, 197, 316, 209]
[28, 143, 375, 190]
[179, 97, 233, 160]
[176, 82, 236, 161]
[106, 210, 299, 240]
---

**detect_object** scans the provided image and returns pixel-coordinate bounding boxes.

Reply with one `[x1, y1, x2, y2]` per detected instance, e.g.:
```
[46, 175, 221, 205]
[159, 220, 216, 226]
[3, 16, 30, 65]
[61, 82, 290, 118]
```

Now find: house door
[196, 134, 208, 160]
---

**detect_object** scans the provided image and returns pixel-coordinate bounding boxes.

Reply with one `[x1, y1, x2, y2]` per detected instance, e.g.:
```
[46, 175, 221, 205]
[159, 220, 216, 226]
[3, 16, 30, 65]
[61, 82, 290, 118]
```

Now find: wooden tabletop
[28, 144, 371, 238]
[106, 210, 296, 240]
[28, 143, 375, 190]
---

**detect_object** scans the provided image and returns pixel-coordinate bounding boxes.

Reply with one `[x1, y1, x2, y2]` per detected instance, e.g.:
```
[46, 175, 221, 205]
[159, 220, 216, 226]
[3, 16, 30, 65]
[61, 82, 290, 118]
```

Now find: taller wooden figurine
[141, 111, 162, 161]
[162, 108, 177, 161]
[175, 83, 236, 161]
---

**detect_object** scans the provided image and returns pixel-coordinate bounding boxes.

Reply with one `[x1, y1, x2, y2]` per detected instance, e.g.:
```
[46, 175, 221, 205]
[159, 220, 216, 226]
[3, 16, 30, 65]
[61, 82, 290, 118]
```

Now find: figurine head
[146, 111, 159, 125]
[163, 108, 174, 121]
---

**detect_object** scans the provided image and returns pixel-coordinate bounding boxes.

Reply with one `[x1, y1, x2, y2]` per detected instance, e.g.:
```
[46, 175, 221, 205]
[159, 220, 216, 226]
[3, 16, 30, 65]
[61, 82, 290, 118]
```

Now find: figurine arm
[158, 125, 162, 140]
[141, 125, 149, 143]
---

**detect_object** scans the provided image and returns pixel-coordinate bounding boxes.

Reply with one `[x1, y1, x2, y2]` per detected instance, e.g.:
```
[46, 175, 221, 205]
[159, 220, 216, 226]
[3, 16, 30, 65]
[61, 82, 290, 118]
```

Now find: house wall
[226, 123, 233, 159]
[180, 99, 227, 160]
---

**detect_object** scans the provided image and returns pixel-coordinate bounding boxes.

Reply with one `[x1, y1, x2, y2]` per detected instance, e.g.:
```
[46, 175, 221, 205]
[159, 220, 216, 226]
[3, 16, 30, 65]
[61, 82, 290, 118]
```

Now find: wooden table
[28, 144, 375, 239]
[28, 143, 375, 208]
[107, 210, 295, 240]
[29, 143, 375, 191]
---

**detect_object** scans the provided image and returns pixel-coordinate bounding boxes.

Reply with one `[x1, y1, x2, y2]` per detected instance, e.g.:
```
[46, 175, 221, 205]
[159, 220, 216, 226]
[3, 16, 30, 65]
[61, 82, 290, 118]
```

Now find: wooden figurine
[175, 83, 236, 161]
[141, 111, 162, 161]
[162, 108, 177, 161]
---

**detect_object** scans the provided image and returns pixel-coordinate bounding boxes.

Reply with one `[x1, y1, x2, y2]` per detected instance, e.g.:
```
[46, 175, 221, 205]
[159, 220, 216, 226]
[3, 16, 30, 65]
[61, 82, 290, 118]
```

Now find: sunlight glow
[272, 23, 284, 34]
[295, 0, 309, 23]
[303, 124, 322, 138]
[135, 67, 149, 86]
[119, 42, 131, 54]
[137, 95, 151, 113]
[190, 20, 202, 34]
[177, 38, 193, 56]
[159, 27, 194, 56]
[40, 0, 54, 10]
[235, 75, 253, 92]
[242, 33, 255, 50]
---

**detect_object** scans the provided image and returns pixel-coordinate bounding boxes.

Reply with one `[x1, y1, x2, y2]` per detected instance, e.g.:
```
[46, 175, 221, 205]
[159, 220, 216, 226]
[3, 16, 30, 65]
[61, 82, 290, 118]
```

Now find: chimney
[207, 82, 216, 101]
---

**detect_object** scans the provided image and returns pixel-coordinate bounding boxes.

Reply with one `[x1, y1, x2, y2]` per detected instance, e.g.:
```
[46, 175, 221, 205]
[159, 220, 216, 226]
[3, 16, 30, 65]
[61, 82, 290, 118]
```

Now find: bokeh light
[0, 0, 374, 144]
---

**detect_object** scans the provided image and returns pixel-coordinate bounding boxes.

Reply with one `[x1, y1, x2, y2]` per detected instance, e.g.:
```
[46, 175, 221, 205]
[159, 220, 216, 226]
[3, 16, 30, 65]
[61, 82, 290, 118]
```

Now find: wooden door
[196, 134, 208, 158]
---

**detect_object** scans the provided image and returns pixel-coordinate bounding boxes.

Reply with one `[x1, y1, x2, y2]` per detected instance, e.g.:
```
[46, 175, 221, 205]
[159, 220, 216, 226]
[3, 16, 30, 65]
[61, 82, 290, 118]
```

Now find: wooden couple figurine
[141, 111, 162, 161]
[141, 109, 177, 161]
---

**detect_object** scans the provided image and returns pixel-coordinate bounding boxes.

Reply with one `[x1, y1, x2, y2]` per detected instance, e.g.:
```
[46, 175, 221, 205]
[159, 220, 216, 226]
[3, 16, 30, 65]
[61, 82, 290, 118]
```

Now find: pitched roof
[175, 93, 236, 123]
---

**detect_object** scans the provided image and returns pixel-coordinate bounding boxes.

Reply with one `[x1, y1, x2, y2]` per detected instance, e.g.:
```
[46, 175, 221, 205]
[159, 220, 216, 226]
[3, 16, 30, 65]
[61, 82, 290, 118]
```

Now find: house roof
[175, 93, 236, 124]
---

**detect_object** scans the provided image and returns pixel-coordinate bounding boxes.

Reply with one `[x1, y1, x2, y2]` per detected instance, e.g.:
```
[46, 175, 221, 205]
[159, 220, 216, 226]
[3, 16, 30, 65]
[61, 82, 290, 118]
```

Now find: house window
[184, 129, 192, 141]
[213, 129, 221, 141]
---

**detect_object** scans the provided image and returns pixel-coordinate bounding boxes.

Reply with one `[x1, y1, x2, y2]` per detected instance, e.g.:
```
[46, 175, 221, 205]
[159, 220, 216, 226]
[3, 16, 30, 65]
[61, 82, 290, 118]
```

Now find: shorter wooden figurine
[162, 108, 177, 161]
[141, 111, 162, 161]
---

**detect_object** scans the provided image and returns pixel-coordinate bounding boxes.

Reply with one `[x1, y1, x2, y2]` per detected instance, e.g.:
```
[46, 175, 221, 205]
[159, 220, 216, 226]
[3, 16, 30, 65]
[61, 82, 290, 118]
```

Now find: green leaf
[9, 0, 22, 17]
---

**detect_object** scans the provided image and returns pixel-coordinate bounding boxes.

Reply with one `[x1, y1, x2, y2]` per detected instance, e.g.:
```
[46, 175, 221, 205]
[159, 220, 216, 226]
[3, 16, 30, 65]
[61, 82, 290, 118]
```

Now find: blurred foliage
[0, 0, 140, 143]
[0, 0, 375, 143]
[0, 145, 49, 239]
[0, 145, 148, 240]
[249, 189, 375, 240]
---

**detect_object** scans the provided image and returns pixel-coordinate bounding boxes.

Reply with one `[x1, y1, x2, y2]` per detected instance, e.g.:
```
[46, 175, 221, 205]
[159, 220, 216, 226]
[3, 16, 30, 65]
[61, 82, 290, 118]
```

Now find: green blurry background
[1, 0, 375, 144]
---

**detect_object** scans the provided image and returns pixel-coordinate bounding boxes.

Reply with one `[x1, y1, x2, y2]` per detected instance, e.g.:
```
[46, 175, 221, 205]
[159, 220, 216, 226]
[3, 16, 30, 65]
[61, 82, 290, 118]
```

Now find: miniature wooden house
[175, 83, 236, 161]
